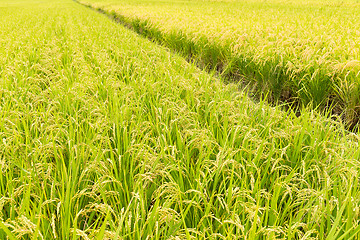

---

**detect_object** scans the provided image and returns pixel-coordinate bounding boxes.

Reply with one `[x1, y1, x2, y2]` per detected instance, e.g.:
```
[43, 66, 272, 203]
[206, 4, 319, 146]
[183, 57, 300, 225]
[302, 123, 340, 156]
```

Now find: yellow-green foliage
[1, 0, 360, 239]
[79, 0, 360, 126]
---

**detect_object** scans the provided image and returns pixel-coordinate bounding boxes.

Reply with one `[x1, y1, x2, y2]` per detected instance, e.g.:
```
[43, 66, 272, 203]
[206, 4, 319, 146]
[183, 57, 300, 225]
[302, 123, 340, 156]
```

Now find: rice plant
[0, 0, 360, 239]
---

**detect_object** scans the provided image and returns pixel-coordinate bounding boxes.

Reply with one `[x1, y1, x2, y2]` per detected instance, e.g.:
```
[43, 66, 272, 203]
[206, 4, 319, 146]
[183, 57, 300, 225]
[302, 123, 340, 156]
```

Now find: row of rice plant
[78, 0, 360, 128]
[1, 0, 360, 239]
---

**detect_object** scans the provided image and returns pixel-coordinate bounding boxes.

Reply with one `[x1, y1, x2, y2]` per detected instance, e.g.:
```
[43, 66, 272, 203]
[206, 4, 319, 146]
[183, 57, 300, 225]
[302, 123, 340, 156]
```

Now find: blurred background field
[79, 0, 360, 128]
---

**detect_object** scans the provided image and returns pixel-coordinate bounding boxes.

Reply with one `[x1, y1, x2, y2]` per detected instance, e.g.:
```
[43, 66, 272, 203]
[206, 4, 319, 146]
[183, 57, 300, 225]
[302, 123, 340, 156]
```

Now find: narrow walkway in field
[73, 1, 296, 109]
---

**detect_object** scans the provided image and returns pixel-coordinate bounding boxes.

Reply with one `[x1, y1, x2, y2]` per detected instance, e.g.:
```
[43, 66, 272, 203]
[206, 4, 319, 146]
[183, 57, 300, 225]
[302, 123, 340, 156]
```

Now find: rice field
[78, 0, 360, 128]
[1, 0, 360, 239]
